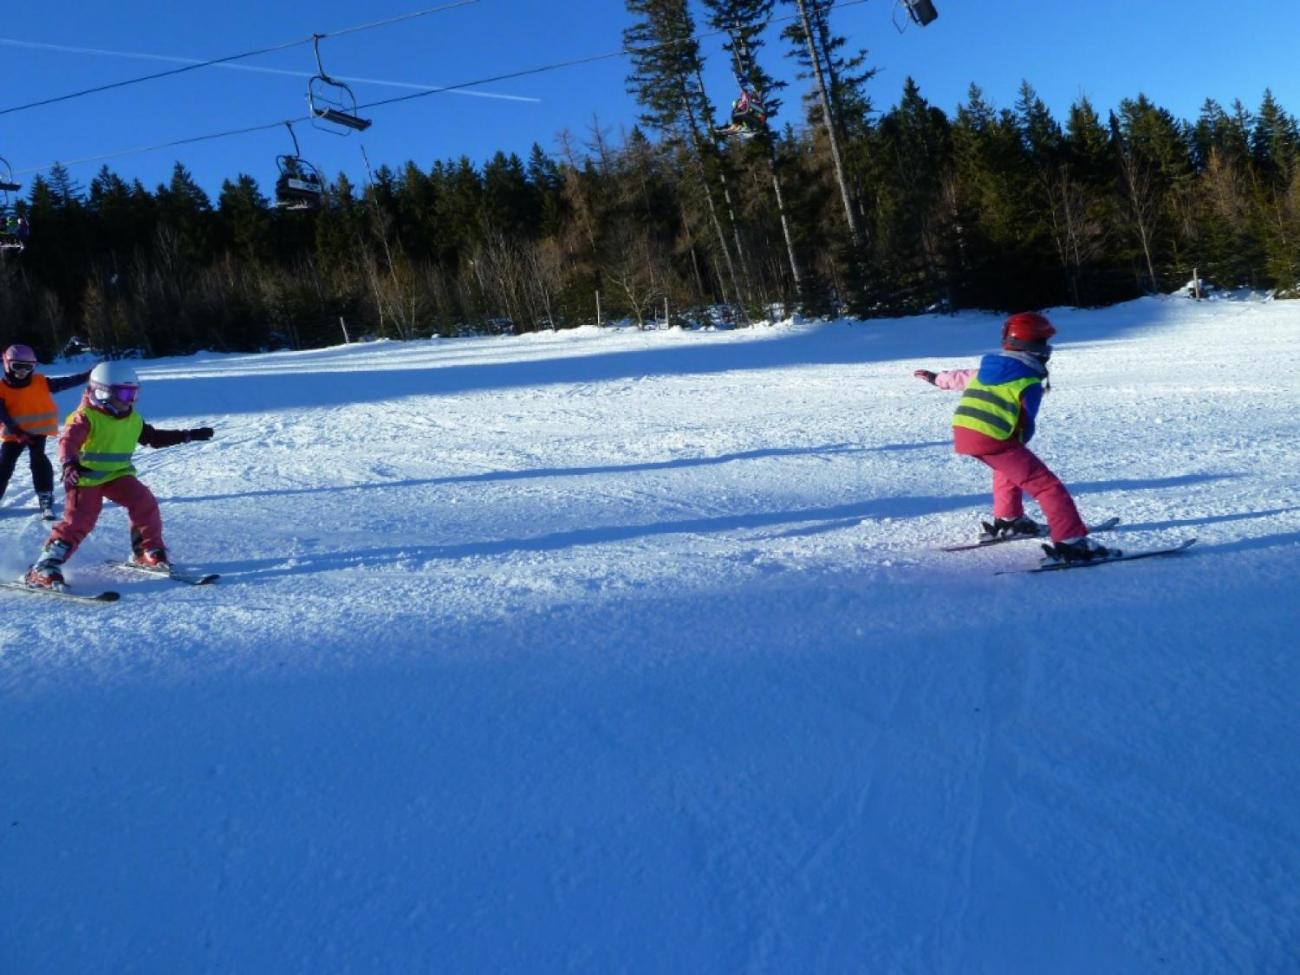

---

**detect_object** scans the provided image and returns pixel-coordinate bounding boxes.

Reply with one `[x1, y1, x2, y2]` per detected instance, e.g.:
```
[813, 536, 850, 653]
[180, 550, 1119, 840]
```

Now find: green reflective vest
[70, 407, 144, 487]
[952, 375, 1040, 441]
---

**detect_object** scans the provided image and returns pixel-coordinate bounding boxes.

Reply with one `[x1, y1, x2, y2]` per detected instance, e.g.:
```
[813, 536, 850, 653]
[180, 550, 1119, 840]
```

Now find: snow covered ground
[2, 295, 1298, 973]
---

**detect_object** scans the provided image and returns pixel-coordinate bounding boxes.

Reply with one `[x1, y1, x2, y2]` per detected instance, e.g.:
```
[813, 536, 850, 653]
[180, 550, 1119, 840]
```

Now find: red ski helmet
[1001, 312, 1056, 356]
[2, 343, 37, 379]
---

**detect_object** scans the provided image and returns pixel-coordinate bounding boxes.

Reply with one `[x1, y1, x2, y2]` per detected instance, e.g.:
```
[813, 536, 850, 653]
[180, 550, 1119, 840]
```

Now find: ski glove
[186, 427, 214, 442]
[62, 461, 89, 490]
[913, 369, 938, 385]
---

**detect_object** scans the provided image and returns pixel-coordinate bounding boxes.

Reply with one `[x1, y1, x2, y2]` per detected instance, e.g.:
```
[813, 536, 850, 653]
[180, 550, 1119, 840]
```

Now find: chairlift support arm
[308, 34, 373, 133]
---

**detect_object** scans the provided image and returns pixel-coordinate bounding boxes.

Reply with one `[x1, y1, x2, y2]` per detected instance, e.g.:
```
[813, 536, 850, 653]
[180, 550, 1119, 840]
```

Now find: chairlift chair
[0, 216, 27, 252]
[307, 34, 372, 134]
[894, 0, 939, 31]
[274, 123, 326, 210]
[0, 156, 19, 197]
[0, 156, 25, 252]
[716, 87, 768, 141]
[0, 155, 18, 195]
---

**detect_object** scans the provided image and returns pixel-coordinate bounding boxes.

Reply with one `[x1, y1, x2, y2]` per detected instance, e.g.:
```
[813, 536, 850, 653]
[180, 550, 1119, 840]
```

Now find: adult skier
[0, 344, 91, 518]
[24, 361, 214, 589]
[913, 312, 1116, 563]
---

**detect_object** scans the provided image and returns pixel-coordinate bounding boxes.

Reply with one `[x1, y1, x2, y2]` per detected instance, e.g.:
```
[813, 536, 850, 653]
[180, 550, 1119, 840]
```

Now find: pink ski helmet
[2, 344, 37, 380]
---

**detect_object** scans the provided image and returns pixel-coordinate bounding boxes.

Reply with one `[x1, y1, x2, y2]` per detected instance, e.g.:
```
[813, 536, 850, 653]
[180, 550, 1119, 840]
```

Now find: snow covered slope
[3, 295, 1298, 973]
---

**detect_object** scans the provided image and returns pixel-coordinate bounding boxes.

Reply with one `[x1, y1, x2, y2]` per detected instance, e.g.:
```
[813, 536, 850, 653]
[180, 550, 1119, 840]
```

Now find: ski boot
[1041, 536, 1121, 565]
[980, 515, 1044, 541]
[128, 526, 170, 573]
[37, 491, 55, 521]
[130, 547, 171, 573]
[25, 539, 71, 588]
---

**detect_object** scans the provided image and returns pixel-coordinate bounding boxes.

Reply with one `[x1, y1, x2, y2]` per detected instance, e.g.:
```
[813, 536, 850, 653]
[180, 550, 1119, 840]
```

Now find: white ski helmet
[88, 360, 140, 414]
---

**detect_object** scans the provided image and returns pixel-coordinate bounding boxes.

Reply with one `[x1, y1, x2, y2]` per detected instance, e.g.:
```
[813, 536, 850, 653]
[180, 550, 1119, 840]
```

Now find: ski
[943, 516, 1121, 552]
[995, 538, 1198, 575]
[0, 580, 120, 603]
[103, 560, 220, 586]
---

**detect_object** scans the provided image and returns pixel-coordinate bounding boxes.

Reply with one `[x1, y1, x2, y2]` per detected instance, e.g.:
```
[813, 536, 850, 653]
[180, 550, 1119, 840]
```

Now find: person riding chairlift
[2, 214, 28, 241]
[719, 89, 767, 138]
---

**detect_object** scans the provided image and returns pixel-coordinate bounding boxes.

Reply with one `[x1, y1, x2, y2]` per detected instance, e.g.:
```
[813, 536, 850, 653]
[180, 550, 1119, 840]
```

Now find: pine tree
[155, 162, 214, 267]
[527, 143, 567, 240]
[482, 152, 538, 239]
[1250, 90, 1300, 290]
[1112, 96, 1196, 292]
[700, 0, 807, 311]
[869, 78, 953, 311]
[217, 174, 271, 265]
[783, 0, 876, 312]
[1015, 81, 1082, 306]
[1190, 99, 1255, 287]
[949, 85, 1034, 307]
[1063, 98, 1123, 303]
[624, 0, 746, 319]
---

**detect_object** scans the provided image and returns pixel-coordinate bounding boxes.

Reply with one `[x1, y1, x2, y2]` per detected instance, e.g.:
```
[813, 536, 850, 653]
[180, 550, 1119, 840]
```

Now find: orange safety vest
[0, 374, 59, 441]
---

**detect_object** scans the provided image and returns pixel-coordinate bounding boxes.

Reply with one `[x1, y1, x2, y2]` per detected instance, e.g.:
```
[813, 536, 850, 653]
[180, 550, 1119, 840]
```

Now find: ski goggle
[92, 383, 139, 405]
[7, 361, 34, 375]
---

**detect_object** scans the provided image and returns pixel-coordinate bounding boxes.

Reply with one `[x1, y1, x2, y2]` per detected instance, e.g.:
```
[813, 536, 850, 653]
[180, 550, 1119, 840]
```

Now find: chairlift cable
[348, 0, 869, 118]
[0, 35, 537, 103]
[0, 0, 478, 119]
[0, 37, 308, 118]
[320, 0, 477, 42]
[13, 117, 313, 175]
[10, 0, 874, 176]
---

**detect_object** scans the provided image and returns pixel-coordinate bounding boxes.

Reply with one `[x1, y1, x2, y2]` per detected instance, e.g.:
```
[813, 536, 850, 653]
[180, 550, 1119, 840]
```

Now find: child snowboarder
[24, 361, 214, 589]
[913, 312, 1116, 563]
[0, 344, 91, 519]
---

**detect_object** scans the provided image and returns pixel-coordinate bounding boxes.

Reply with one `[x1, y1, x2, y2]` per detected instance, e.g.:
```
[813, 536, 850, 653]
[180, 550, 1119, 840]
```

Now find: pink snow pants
[957, 435, 1087, 542]
[48, 475, 164, 561]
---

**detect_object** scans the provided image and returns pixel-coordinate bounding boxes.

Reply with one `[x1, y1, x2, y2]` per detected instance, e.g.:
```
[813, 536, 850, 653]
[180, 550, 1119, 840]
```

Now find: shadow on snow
[180, 472, 1246, 582]
[162, 443, 938, 505]
[138, 300, 1186, 418]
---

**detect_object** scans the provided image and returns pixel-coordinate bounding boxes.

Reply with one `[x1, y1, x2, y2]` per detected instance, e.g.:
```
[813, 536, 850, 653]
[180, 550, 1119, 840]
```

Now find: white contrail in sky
[0, 36, 540, 103]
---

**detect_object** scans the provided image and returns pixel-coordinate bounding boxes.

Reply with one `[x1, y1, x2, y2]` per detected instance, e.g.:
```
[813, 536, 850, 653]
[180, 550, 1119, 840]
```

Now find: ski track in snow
[2, 296, 1299, 973]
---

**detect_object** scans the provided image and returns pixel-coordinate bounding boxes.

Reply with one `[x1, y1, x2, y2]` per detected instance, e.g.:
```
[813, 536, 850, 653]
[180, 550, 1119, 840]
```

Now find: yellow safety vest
[70, 407, 144, 487]
[952, 375, 1040, 441]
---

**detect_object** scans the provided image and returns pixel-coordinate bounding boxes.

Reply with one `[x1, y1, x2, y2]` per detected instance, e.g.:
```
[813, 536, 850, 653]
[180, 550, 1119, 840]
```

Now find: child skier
[0, 344, 91, 519]
[24, 361, 214, 589]
[913, 312, 1116, 563]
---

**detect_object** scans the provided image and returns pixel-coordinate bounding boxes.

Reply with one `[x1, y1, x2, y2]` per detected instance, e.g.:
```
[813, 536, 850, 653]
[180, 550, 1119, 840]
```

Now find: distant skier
[24, 361, 214, 589]
[0, 344, 91, 519]
[913, 312, 1117, 563]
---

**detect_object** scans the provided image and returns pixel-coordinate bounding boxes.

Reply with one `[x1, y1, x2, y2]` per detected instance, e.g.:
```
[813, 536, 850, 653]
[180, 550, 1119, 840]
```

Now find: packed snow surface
[3, 296, 1298, 973]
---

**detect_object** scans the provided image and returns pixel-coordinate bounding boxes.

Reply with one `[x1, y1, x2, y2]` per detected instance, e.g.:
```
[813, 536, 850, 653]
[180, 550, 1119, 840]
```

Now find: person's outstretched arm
[913, 367, 975, 390]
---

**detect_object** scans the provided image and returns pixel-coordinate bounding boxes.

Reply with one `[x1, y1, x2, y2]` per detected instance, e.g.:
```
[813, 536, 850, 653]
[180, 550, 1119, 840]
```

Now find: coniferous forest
[4, 0, 1300, 358]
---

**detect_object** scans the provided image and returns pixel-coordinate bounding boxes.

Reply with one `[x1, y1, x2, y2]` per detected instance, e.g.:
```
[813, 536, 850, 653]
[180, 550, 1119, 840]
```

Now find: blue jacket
[972, 352, 1046, 443]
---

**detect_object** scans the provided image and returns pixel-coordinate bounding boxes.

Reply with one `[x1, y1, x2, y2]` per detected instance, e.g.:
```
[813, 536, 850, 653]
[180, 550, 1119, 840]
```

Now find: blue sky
[4, 0, 1299, 198]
